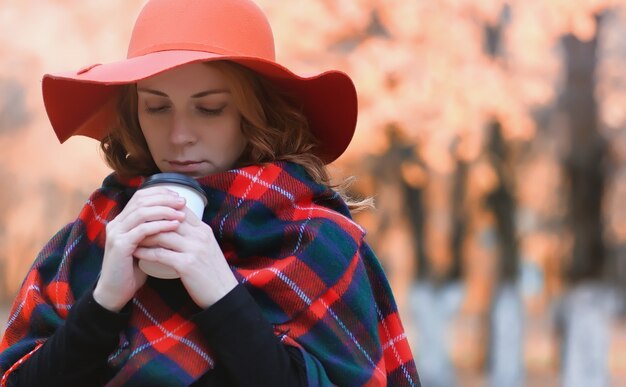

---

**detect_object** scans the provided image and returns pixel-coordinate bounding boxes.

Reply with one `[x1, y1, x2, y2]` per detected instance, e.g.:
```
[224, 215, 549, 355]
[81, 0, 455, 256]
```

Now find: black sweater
[7, 284, 307, 386]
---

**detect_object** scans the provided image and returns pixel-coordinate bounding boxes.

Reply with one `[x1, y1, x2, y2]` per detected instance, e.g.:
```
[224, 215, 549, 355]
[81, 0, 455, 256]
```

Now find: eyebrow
[136, 88, 230, 98]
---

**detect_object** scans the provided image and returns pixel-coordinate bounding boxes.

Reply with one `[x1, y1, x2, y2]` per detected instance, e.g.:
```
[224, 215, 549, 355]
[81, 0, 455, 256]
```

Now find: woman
[0, 0, 420, 386]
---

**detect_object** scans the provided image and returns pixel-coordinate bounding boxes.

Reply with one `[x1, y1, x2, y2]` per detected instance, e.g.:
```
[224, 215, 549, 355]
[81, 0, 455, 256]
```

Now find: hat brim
[42, 50, 357, 164]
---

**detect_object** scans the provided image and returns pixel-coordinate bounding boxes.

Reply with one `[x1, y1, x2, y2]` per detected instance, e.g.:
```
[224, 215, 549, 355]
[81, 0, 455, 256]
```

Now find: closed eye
[145, 105, 170, 114]
[197, 105, 226, 116]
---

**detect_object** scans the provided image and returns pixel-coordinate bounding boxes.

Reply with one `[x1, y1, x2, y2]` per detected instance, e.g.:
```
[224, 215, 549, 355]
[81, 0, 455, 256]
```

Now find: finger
[139, 231, 186, 252]
[125, 194, 185, 216]
[116, 189, 186, 223]
[124, 219, 182, 246]
[179, 206, 203, 225]
[175, 208, 214, 237]
[134, 246, 181, 267]
[121, 206, 186, 230]
[105, 220, 179, 257]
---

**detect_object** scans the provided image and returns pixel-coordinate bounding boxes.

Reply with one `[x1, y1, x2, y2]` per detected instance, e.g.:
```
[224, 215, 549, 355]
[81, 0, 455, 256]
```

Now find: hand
[93, 187, 186, 312]
[133, 206, 238, 309]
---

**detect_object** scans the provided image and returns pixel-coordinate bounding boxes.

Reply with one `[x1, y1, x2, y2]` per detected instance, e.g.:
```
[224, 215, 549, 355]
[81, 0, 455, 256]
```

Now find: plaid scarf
[0, 162, 419, 386]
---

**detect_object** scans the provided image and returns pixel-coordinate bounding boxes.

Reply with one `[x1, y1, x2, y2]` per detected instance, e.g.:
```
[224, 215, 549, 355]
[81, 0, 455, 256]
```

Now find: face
[136, 62, 246, 177]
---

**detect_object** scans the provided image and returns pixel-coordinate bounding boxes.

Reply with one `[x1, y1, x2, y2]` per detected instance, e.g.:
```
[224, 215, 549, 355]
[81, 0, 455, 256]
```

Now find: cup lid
[140, 173, 207, 201]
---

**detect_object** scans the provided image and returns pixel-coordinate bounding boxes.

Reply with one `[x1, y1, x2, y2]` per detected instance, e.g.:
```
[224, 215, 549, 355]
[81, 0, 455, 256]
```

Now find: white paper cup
[137, 173, 208, 279]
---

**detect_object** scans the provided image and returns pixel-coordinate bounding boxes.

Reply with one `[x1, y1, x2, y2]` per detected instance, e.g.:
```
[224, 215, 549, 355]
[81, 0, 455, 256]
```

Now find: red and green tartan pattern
[0, 162, 419, 386]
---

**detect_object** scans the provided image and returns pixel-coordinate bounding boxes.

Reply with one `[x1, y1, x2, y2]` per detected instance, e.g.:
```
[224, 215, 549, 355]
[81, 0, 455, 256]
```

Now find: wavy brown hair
[100, 61, 371, 210]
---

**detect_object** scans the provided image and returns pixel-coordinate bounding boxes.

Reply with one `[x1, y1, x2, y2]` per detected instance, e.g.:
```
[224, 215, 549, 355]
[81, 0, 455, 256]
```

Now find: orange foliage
[1, 5, 626, 371]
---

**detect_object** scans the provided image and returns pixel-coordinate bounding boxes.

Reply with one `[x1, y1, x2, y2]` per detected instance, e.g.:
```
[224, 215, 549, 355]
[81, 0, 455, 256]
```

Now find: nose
[169, 113, 197, 145]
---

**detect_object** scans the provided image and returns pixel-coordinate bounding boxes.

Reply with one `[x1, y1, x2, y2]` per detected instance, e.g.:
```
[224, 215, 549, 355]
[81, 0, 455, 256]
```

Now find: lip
[166, 160, 207, 173]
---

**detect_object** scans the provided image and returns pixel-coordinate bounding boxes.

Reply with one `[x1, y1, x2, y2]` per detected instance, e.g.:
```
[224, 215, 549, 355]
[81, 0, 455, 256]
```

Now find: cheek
[137, 120, 164, 156]
[137, 114, 151, 138]
[235, 129, 247, 152]
[226, 122, 246, 152]
[206, 128, 241, 154]
[138, 116, 163, 140]
[211, 116, 243, 145]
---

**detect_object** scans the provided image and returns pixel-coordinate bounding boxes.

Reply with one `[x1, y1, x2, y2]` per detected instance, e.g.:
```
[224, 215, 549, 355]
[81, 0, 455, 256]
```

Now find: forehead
[137, 62, 228, 90]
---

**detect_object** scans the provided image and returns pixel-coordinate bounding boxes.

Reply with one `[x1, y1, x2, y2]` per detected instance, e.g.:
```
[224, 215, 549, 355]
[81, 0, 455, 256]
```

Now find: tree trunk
[486, 121, 520, 281]
[560, 14, 614, 387]
[562, 17, 607, 283]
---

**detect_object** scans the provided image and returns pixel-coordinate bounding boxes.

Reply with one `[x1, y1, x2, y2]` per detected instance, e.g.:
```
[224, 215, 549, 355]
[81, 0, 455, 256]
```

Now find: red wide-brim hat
[42, 0, 358, 164]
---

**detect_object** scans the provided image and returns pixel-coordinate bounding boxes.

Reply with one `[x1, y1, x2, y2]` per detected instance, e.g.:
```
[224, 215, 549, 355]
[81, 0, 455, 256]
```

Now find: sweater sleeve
[193, 284, 307, 386]
[7, 290, 130, 387]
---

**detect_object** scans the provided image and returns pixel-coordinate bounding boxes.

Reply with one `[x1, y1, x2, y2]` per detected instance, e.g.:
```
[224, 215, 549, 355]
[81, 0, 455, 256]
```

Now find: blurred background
[2, 0, 626, 386]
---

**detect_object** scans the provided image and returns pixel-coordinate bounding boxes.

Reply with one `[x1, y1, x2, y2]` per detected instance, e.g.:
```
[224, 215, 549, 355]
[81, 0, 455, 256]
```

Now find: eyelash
[145, 106, 169, 114]
[197, 106, 225, 116]
[144, 105, 226, 116]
